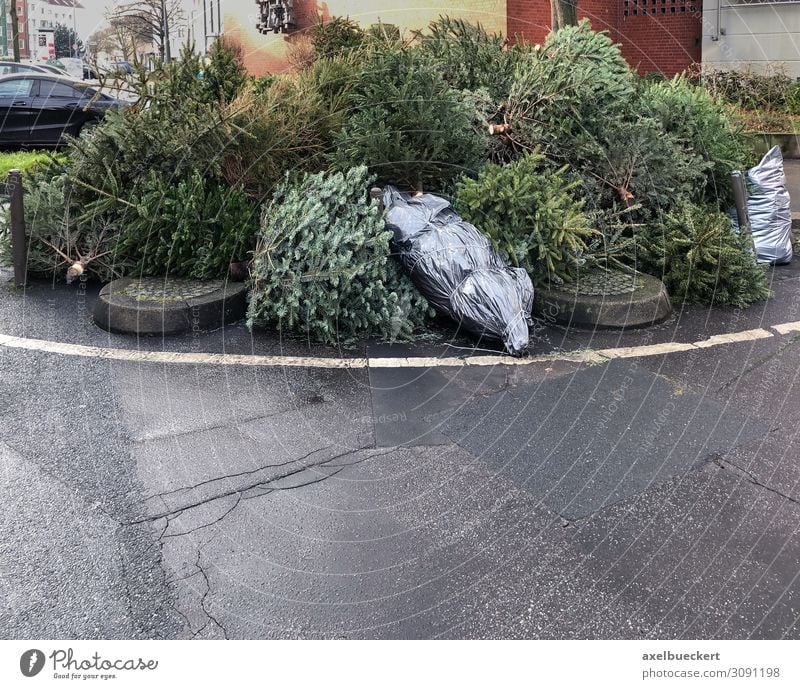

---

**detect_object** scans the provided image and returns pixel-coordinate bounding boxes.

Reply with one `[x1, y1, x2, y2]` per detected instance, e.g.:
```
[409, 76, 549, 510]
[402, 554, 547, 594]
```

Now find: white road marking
[692, 329, 773, 348]
[0, 320, 794, 370]
[596, 342, 696, 359]
[772, 321, 800, 335]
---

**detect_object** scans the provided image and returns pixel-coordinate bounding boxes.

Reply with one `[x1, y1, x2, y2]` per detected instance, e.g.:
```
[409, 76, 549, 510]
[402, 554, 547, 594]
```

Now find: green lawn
[0, 150, 62, 179]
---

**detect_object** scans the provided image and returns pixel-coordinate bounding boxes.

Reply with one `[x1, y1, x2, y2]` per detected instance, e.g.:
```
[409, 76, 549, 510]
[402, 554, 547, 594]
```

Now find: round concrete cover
[93, 277, 248, 335]
[534, 269, 671, 329]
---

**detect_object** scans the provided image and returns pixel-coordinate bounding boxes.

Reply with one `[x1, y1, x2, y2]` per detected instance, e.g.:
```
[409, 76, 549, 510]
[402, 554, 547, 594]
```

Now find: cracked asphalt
[2, 222, 800, 637]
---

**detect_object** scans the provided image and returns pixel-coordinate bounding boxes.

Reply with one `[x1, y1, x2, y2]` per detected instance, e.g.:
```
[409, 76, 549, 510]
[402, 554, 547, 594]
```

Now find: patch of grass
[0, 150, 62, 179]
[733, 108, 800, 134]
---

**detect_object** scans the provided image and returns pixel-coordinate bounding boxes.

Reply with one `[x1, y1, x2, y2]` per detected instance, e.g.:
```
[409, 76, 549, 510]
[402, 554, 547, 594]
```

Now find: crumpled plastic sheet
[747, 146, 793, 265]
[382, 186, 534, 356]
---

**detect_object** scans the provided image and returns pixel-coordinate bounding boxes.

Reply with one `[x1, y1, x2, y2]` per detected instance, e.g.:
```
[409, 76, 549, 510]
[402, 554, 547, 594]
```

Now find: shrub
[454, 153, 592, 286]
[113, 171, 257, 279]
[636, 202, 771, 308]
[414, 16, 517, 99]
[643, 76, 751, 206]
[505, 21, 638, 163]
[222, 56, 356, 200]
[247, 166, 428, 343]
[702, 64, 796, 113]
[1, 172, 123, 282]
[64, 50, 233, 211]
[332, 48, 487, 191]
[500, 21, 700, 213]
[309, 16, 366, 60]
[202, 37, 248, 104]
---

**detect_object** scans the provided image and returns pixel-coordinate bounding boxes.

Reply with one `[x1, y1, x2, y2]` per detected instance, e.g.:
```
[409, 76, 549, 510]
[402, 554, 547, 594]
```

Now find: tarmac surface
[2, 171, 800, 639]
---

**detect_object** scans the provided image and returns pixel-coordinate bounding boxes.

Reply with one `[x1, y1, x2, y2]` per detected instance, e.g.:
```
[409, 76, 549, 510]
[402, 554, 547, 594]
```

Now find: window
[622, 0, 696, 16]
[39, 80, 82, 98]
[0, 79, 35, 98]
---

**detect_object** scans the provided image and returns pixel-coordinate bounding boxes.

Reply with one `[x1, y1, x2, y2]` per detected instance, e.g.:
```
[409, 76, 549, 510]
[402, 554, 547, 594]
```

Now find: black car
[0, 74, 124, 147]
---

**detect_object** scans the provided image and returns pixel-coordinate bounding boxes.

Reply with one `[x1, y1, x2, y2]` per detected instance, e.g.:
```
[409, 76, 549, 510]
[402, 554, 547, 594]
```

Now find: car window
[39, 80, 82, 98]
[0, 79, 35, 98]
[0, 64, 35, 76]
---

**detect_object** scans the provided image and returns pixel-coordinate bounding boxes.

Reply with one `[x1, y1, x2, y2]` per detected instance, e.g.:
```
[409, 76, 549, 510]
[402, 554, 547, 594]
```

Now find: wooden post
[7, 169, 28, 288]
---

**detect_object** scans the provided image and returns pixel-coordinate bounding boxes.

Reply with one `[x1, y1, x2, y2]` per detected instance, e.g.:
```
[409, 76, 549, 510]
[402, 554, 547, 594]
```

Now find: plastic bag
[382, 186, 533, 356]
[747, 146, 793, 265]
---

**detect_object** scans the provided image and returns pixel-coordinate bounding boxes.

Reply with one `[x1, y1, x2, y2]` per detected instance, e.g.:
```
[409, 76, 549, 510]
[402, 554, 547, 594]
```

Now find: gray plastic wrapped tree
[383, 187, 534, 356]
[747, 146, 793, 265]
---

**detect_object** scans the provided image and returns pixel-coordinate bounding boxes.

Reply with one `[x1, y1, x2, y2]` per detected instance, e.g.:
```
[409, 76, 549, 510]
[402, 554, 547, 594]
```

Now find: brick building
[225, 0, 702, 76]
[508, 1, 702, 76]
[3, 0, 31, 59]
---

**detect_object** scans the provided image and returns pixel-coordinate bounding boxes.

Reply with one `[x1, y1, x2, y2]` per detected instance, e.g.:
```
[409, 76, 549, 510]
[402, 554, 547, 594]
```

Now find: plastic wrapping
[382, 186, 533, 355]
[747, 146, 793, 265]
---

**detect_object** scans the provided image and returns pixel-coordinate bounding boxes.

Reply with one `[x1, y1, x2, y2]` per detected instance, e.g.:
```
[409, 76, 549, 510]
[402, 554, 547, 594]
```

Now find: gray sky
[77, 0, 122, 37]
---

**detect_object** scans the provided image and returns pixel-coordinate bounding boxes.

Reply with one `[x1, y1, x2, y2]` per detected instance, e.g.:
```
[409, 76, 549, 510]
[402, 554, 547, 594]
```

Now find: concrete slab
[440, 359, 770, 520]
[367, 343, 510, 446]
[564, 465, 800, 639]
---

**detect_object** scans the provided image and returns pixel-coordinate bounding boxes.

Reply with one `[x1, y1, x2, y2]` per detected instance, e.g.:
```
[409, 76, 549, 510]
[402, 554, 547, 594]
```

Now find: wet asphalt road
[1, 254, 800, 638]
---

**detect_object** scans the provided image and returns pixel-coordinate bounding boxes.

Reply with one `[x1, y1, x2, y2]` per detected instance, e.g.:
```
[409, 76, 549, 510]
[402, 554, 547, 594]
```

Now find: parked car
[0, 60, 68, 78]
[108, 61, 133, 75]
[37, 63, 71, 77]
[0, 74, 125, 147]
[55, 57, 101, 81]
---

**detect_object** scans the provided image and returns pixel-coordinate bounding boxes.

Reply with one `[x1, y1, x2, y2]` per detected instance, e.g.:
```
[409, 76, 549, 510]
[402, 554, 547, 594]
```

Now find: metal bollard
[731, 171, 751, 234]
[369, 186, 384, 214]
[731, 170, 757, 256]
[7, 169, 28, 288]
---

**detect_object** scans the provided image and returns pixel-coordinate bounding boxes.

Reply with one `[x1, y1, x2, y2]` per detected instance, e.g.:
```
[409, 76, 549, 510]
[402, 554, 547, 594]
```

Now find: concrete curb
[93, 278, 248, 335]
[534, 271, 672, 330]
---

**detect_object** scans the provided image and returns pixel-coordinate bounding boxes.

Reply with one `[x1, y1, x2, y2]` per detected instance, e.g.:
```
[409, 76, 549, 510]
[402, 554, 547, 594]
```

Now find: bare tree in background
[9, 1, 21, 62]
[109, 0, 185, 61]
[90, 12, 153, 63]
[551, 0, 579, 30]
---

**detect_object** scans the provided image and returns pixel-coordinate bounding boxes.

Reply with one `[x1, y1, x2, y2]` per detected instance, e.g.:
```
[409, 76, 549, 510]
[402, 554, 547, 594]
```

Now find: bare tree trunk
[9, 1, 21, 62]
[551, 0, 579, 31]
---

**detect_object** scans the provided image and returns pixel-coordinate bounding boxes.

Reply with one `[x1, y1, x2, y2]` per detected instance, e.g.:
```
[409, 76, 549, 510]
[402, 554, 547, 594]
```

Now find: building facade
[0, 0, 8, 57]
[3, 0, 30, 58]
[26, 0, 85, 61]
[702, 0, 800, 77]
[3, 0, 88, 60]
[224, 0, 704, 76]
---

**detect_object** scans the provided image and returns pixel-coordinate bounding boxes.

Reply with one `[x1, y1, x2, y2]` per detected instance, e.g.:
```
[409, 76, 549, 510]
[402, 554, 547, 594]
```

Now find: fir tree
[247, 166, 428, 343]
[637, 202, 771, 308]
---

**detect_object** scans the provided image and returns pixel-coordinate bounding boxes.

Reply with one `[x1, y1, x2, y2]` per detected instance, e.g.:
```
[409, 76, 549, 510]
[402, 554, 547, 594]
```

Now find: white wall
[703, 0, 800, 77]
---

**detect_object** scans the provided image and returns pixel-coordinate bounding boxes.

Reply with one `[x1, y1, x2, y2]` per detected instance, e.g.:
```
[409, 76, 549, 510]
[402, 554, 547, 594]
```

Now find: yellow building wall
[225, 0, 508, 75]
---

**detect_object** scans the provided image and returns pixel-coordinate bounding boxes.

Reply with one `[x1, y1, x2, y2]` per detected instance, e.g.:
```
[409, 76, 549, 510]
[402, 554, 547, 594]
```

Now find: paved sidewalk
[3, 164, 800, 639]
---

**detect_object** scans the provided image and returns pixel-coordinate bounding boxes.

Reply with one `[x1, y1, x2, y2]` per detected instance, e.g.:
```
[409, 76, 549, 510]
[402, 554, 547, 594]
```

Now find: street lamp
[161, 0, 170, 62]
[72, 0, 77, 58]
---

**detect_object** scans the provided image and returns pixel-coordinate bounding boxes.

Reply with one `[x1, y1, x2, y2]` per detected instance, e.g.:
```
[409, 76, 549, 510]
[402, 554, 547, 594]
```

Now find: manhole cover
[574, 270, 641, 297]
[119, 278, 226, 302]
